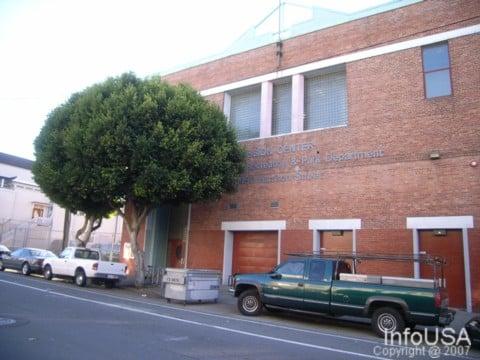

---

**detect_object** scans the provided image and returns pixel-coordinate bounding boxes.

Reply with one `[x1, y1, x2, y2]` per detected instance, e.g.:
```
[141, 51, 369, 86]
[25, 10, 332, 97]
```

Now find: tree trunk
[120, 203, 150, 288]
[75, 215, 102, 247]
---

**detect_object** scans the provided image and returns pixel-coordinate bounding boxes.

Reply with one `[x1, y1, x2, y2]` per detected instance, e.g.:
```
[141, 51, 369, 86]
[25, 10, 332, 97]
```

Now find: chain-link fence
[0, 218, 120, 260]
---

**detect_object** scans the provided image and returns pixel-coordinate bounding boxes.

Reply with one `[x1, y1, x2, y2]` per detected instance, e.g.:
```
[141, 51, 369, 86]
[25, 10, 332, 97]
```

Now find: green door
[303, 259, 333, 313]
[263, 259, 306, 309]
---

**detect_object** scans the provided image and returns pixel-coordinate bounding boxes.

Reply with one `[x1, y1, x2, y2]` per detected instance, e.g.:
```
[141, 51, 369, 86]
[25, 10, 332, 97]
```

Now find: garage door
[232, 231, 277, 274]
[419, 230, 466, 309]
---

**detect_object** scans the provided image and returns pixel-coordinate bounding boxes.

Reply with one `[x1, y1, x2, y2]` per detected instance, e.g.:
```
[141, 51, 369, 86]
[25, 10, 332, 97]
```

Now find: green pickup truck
[231, 254, 454, 337]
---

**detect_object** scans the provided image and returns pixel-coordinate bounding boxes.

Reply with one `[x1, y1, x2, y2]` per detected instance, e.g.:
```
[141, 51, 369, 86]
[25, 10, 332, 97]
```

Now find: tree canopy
[33, 73, 245, 284]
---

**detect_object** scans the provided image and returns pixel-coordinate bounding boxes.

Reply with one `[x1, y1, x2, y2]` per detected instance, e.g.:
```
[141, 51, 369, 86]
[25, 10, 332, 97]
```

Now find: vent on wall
[270, 201, 279, 208]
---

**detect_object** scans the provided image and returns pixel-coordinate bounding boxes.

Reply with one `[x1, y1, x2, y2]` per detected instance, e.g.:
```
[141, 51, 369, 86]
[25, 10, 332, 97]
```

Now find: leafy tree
[33, 96, 114, 247]
[34, 73, 245, 286]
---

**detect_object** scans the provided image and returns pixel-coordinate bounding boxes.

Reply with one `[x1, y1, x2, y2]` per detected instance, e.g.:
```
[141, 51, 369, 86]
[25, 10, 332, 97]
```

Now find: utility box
[163, 268, 221, 303]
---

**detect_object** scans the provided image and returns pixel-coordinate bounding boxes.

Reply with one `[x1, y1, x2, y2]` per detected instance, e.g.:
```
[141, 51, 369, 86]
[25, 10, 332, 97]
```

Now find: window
[0, 177, 14, 189]
[422, 43, 452, 98]
[74, 249, 99, 260]
[59, 248, 72, 259]
[304, 65, 347, 131]
[309, 260, 327, 282]
[229, 85, 261, 140]
[276, 260, 305, 278]
[272, 80, 292, 135]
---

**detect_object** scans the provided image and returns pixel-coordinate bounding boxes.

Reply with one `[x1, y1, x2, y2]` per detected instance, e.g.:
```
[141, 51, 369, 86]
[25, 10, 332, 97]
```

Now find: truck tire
[43, 265, 53, 280]
[75, 269, 87, 287]
[0, 261, 4, 271]
[371, 307, 405, 337]
[21, 262, 31, 276]
[238, 289, 262, 316]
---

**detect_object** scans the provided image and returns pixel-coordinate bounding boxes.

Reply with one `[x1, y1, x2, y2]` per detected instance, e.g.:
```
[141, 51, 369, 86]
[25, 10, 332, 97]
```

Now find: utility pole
[62, 209, 71, 250]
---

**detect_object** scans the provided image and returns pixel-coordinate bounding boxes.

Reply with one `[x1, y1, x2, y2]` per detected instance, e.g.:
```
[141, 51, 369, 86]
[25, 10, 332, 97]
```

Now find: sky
[0, 0, 391, 160]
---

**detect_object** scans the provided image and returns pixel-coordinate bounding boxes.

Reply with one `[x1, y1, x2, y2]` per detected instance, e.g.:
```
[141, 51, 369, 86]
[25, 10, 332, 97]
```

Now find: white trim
[201, 24, 480, 97]
[221, 220, 286, 231]
[277, 230, 282, 265]
[222, 231, 234, 284]
[309, 219, 361, 230]
[260, 81, 273, 138]
[406, 216, 474, 229]
[462, 228, 472, 313]
[313, 230, 321, 252]
[408, 216, 474, 312]
[412, 229, 420, 279]
[223, 93, 231, 120]
[291, 74, 304, 133]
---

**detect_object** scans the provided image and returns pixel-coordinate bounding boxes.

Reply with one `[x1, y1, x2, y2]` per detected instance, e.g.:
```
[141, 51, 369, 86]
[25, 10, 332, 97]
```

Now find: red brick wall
[122, 0, 480, 310]
[185, 230, 224, 271]
[164, 0, 480, 91]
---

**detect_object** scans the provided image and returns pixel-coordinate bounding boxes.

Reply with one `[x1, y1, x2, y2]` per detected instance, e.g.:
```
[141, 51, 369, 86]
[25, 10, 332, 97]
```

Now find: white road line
[0, 278, 388, 360]
[3, 272, 384, 346]
[1, 276, 476, 360]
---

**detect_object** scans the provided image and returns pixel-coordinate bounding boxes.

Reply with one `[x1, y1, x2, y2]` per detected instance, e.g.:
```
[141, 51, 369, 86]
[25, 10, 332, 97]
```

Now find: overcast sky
[0, 0, 390, 160]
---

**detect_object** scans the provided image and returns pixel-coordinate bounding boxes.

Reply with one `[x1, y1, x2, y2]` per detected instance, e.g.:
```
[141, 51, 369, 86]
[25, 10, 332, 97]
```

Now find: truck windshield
[74, 249, 100, 260]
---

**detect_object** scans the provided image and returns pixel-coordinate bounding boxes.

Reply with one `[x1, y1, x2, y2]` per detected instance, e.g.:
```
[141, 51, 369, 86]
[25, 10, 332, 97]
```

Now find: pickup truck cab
[232, 255, 454, 337]
[43, 247, 127, 288]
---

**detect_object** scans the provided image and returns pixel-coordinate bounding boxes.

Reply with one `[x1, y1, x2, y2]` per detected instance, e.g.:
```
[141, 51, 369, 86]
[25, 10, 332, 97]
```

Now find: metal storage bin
[163, 268, 221, 303]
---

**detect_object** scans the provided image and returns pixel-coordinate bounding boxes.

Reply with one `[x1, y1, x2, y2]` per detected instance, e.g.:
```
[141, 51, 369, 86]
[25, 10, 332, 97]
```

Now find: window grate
[272, 81, 292, 135]
[304, 69, 348, 131]
[229, 86, 261, 140]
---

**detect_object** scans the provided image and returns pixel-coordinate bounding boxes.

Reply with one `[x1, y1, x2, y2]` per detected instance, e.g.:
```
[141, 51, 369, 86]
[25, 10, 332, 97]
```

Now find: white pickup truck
[43, 247, 127, 288]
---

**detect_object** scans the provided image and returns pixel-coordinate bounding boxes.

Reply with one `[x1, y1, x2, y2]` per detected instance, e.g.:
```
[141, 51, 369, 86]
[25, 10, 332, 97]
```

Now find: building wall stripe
[200, 24, 480, 96]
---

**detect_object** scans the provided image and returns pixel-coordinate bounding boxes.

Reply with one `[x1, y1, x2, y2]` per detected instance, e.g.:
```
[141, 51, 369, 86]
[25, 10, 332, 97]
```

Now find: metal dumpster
[163, 268, 221, 303]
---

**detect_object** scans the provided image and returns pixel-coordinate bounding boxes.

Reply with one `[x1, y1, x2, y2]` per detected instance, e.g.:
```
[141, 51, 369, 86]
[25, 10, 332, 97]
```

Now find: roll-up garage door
[232, 231, 277, 274]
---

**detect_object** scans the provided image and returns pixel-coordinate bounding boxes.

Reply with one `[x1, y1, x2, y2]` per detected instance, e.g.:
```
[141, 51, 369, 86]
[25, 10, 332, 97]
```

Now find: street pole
[109, 213, 119, 262]
[62, 209, 71, 250]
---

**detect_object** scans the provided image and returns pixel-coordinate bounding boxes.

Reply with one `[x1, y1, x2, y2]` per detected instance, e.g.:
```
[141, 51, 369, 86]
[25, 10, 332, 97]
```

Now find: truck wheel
[0, 261, 4, 271]
[75, 269, 87, 287]
[372, 307, 405, 337]
[21, 262, 31, 276]
[43, 265, 53, 280]
[238, 289, 262, 316]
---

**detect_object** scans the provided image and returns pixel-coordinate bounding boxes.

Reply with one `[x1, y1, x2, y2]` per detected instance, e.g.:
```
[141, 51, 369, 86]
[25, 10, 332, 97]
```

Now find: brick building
[121, 0, 480, 312]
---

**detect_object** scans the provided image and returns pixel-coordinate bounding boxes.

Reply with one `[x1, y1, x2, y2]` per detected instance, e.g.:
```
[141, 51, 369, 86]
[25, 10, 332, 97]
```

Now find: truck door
[262, 259, 306, 309]
[303, 260, 333, 313]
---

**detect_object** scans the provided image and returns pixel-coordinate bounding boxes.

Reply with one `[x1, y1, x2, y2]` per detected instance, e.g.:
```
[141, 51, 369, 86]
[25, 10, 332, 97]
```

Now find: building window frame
[421, 42, 453, 99]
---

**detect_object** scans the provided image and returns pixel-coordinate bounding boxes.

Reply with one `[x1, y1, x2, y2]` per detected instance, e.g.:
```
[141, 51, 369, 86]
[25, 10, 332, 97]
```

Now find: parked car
[42, 247, 127, 288]
[0, 244, 11, 259]
[0, 247, 57, 275]
[465, 316, 480, 347]
[231, 253, 454, 337]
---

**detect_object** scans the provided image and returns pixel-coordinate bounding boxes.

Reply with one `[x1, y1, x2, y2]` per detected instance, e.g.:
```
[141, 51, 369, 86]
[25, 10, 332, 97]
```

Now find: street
[0, 271, 477, 360]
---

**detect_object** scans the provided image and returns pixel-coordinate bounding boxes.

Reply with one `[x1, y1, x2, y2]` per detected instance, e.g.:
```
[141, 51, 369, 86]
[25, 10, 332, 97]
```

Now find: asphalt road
[0, 271, 478, 360]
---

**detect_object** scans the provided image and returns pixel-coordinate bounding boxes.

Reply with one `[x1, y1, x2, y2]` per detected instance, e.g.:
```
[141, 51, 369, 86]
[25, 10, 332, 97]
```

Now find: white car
[43, 247, 127, 287]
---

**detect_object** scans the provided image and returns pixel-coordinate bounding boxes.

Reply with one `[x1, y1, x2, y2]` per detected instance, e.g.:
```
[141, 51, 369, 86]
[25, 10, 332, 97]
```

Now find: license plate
[107, 275, 118, 279]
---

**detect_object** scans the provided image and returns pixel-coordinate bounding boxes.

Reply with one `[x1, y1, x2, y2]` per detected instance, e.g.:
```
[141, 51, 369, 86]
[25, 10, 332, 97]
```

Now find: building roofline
[0, 152, 34, 170]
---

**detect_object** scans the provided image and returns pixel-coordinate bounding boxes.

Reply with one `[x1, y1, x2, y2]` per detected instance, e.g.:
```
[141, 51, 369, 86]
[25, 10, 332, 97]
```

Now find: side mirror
[270, 273, 282, 280]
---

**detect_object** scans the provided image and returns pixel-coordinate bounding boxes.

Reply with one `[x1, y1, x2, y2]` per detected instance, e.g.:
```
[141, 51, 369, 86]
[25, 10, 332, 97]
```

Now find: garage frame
[308, 219, 362, 253]
[221, 220, 287, 284]
[407, 216, 474, 312]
